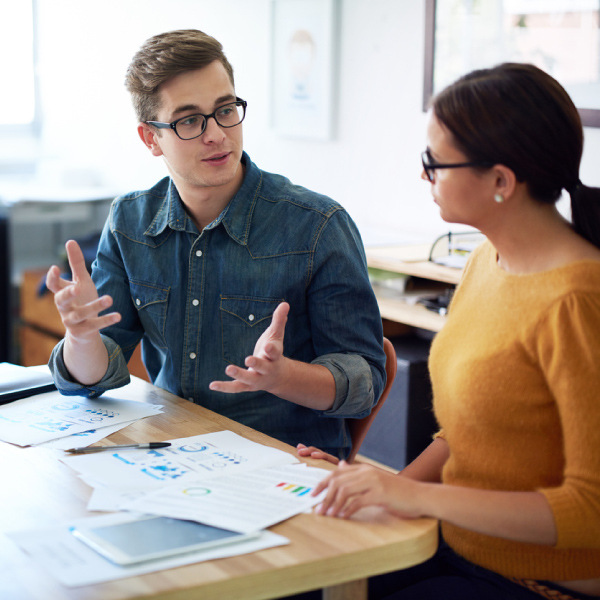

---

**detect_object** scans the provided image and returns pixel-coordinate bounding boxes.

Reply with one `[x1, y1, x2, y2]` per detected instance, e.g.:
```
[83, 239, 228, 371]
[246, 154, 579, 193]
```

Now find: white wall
[26, 0, 600, 243]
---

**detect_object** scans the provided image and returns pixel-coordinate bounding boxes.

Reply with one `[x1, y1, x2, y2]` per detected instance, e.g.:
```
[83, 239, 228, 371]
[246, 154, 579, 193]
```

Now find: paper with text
[0, 391, 163, 446]
[122, 463, 330, 532]
[37, 419, 139, 450]
[8, 511, 288, 587]
[62, 430, 297, 492]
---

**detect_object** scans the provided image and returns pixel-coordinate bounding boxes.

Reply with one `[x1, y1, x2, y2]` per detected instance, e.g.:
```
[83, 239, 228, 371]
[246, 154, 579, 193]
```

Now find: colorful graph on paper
[275, 482, 313, 497]
[121, 463, 332, 533]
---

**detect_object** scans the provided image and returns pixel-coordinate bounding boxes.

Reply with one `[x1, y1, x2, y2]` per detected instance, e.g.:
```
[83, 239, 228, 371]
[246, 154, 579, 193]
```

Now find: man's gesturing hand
[46, 240, 120, 343]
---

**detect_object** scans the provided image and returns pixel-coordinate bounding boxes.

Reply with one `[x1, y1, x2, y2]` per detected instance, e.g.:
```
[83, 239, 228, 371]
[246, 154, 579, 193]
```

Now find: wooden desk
[366, 244, 463, 333]
[0, 377, 438, 600]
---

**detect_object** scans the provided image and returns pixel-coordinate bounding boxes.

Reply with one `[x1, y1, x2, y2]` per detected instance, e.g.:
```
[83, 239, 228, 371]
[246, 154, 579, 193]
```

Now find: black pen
[64, 442, 171, 454]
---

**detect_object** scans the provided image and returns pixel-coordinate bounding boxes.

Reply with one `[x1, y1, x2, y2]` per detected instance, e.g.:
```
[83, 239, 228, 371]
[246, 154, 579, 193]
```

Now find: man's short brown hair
[125, 29, 235, 123]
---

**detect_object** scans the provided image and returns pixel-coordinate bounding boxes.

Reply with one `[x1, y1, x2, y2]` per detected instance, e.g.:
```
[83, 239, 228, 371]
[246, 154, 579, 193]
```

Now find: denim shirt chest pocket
[129, 280, 170, 349]
[220, 296, 283, 365]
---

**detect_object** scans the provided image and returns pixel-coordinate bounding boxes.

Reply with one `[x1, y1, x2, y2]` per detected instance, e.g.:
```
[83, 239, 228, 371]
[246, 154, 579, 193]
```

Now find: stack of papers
[2, 366, 331, 586]
[0, 390, 164, 447]
[0, 364, 164, 449]
[62, 430, 329, 532]
[9, 430, 330, 587]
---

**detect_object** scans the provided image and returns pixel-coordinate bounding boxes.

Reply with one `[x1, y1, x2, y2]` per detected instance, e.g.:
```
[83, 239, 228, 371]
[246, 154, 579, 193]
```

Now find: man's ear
[492, 164, 517, 201]
[137, 123, 163, 157]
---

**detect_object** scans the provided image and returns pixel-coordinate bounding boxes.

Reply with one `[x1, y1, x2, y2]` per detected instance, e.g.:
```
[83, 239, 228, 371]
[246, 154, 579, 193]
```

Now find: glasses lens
[215, 102, 245, 128]
[175, 115, 207, 140]
[421, 151, 434, 182]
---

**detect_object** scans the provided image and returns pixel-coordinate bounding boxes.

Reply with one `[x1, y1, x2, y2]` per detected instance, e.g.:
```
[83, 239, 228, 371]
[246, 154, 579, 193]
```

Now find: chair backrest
[347, 337, 397, 462]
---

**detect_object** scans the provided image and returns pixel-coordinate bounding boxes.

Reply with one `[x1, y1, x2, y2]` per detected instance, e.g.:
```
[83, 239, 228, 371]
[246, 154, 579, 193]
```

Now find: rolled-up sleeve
[48, 334, 130, 398]
[313, 352, 375, 417]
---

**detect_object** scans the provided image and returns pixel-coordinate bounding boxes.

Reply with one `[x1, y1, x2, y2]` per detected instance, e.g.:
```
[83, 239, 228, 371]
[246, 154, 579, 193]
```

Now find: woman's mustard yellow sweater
[429, 240, 600, 580]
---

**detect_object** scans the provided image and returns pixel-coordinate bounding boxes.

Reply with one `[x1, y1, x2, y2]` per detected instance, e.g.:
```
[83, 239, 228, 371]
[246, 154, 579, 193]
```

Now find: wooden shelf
[375, 293, 447, 333]
[366, 244, 462, 285]
[366, 244, 464, 332]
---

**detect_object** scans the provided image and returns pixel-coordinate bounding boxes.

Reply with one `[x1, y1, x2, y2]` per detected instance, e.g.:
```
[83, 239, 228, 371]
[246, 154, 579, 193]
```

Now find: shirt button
[196, 250, 203, 257]
[135, 298, 141, 306]
[192, 299, 199, 306]
[248, 314, 255, 322]
[189, 352, 197, 360]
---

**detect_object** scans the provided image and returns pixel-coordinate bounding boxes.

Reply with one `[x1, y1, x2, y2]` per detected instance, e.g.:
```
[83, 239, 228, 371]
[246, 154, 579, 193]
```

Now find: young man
[46, 29, 385, 458]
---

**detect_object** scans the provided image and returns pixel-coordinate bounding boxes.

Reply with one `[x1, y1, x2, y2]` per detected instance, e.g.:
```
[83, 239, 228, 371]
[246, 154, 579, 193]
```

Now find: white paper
[0, 362, 54, 391]
[0, 391, 163, 446]
[8, 512, 288, 587]
[86, 486, 147, 512]
[62, 430, 298, 493]
[122, 463, 330, 533]
[36, 419, 139, 450]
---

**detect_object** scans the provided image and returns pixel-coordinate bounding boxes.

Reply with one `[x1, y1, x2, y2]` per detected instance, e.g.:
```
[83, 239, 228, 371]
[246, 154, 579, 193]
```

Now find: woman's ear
[492, 164, 517, 202]
[137, 123, 164, 157]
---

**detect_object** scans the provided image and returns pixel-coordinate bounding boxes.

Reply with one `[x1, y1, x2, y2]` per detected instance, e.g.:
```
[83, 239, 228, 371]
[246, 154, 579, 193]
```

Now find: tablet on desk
[71, 515, 259, 565]
[0, 382, 56, 405]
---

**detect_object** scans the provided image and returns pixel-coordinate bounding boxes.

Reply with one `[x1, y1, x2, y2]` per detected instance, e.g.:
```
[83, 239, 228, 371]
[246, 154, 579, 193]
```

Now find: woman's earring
[494, 194, 504, 204]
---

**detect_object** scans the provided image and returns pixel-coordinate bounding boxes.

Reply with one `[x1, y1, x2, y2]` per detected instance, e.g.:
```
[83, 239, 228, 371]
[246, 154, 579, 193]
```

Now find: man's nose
[201, 116, 226, 142]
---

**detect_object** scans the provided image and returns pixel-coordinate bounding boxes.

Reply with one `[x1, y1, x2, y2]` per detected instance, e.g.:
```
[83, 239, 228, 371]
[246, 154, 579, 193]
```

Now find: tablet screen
[72, 516, 255, 565]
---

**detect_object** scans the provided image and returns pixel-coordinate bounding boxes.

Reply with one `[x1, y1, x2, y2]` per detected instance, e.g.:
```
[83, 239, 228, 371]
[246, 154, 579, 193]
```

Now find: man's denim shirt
[50, 153, 386, 457]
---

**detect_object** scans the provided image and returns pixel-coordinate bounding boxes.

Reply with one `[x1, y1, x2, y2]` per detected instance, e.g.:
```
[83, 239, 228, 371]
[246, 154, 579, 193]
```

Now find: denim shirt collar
[144, 152, 260, 246]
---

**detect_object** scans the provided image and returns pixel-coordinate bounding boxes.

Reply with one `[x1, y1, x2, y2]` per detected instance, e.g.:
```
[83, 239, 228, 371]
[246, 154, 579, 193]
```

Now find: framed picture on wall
[270, 0, 338, 140]
[423, 0, 600, 127]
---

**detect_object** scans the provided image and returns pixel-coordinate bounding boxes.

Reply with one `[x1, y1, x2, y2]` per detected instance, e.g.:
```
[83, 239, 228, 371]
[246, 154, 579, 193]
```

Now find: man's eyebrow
[170, 94, 237, 118]
[214, 93, 236, 105]
[171, 104, 200, 118]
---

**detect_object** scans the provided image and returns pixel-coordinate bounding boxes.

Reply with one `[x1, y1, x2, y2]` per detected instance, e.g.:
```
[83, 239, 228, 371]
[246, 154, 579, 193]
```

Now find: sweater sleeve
[535, 292, 600, 549]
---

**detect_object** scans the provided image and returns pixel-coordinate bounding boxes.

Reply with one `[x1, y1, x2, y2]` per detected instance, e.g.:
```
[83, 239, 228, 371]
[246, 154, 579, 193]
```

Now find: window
[0, 0, 38, 134]
[423, 0, 600, 127]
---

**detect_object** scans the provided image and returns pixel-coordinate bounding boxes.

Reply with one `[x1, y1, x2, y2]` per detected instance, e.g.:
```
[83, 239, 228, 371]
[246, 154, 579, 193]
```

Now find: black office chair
[0, 213, 11, 362]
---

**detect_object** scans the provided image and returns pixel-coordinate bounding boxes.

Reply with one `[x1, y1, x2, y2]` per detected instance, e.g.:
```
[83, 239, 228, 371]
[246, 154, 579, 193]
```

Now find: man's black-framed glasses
[145, 97, 247, 140]
[421, 149, 493, 182]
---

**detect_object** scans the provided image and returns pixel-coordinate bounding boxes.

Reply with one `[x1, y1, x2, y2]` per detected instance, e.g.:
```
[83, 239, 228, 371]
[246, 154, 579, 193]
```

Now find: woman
[302, 63, 600, 599]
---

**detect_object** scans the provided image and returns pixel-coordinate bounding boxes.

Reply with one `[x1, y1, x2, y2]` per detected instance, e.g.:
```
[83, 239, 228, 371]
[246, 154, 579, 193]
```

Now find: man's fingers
[45, 265, 71, 293]
[209, 380, 250, 394]
[268, 302, 290, 340]
[65, 313, 121, 338]
[65, 240, 90, 282]
[225, 364, 261, 386]
[76, 312, 121, 331]
[244, 355, 275, 373]
[62, 297, 115, 327]
[55, 289, 110, 315]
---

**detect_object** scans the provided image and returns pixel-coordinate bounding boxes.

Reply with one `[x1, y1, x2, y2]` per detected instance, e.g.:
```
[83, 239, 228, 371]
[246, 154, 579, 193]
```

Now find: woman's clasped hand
[313, 461, 425, 520]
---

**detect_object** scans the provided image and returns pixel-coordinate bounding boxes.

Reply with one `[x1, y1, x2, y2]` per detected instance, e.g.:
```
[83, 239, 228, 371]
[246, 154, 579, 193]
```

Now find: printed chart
[123, 462, 330, 533]
[0, 392, 163, 446]
[62, 430, 297, 493]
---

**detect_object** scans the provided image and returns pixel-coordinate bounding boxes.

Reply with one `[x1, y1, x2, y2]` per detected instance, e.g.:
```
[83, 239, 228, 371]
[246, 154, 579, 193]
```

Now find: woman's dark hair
[431, 62, 600, 248]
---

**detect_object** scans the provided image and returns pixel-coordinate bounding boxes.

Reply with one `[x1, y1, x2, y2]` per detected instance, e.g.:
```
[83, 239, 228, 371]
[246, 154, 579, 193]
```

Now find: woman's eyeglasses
[421, 150, 493, 182]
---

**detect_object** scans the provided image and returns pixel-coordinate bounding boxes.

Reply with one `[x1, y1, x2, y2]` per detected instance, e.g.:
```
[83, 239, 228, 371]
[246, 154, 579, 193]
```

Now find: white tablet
[71, 515, 258, 565]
